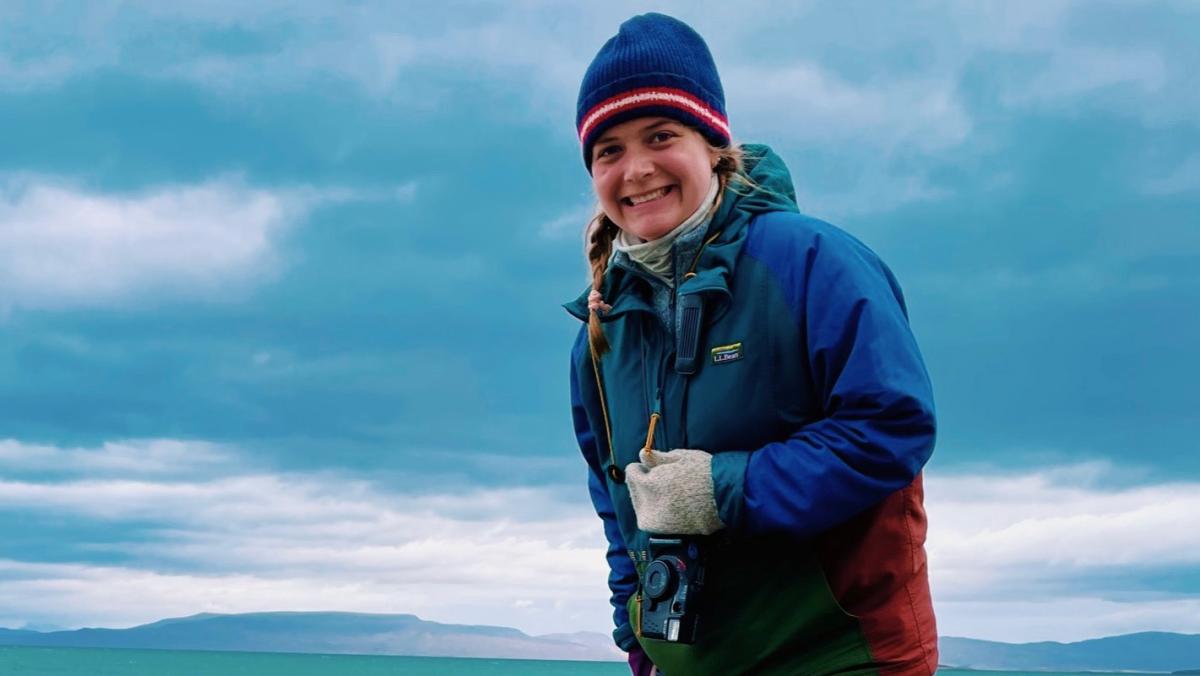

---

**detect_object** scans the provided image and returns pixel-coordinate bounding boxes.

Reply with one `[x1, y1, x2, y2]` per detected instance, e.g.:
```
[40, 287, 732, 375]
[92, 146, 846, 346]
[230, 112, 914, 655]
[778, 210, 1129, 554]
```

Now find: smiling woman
[564, 12, 939, 676]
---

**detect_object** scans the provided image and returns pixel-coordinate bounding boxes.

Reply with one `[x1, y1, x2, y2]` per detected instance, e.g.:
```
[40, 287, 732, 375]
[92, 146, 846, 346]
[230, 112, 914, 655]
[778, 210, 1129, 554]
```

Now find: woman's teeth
[625, 186, 671, 206]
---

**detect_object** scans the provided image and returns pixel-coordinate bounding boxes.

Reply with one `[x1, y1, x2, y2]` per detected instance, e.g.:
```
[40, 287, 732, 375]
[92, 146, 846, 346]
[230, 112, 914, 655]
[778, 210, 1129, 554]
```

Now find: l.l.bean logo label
[710, 341, 743, 365]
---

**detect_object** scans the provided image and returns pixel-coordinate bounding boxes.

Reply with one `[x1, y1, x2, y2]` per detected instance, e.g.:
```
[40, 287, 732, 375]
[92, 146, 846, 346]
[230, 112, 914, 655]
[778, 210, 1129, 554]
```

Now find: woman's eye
[595, 144, 621, 160]
[650, 131, 676, 143]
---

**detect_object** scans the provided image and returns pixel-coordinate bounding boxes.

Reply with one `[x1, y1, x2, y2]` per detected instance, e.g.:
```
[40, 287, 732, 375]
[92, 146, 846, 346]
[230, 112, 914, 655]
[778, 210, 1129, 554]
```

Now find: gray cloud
[3, 439, 1199, 641]
[0, 438, 611, 635]
[0, 175, 416, 313]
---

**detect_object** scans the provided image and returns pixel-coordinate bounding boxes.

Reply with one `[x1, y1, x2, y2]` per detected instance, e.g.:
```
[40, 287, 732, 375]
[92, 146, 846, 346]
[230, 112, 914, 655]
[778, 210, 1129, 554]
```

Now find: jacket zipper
[668, 229, 720, 449]
[635, 228, 723, 459]
[643, 353, 672, 451]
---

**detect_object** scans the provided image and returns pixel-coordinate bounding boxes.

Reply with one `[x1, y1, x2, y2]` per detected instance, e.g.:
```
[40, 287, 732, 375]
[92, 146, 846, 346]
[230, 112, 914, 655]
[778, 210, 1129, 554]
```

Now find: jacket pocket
[632, 538, 876, 676]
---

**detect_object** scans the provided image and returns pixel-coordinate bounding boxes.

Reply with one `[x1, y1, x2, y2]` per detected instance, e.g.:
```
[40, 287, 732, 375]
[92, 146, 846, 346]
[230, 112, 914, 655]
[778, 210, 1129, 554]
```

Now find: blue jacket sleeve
[570, 329, 639, 650]
[710, 222, 936, 538]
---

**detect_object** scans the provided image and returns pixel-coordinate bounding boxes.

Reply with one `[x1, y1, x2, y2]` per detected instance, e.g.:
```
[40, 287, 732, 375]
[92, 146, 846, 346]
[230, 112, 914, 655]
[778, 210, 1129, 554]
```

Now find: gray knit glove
[625, 448, 725, 535]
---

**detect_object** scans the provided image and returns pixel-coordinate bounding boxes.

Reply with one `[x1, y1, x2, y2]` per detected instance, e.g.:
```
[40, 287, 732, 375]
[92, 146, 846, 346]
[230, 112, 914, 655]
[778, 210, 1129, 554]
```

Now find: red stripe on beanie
[578, 87, 731, 144]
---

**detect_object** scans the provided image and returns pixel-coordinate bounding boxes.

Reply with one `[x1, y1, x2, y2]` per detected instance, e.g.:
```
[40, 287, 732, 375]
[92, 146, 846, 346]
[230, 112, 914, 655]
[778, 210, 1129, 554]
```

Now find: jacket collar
[563, 257, 655, 322]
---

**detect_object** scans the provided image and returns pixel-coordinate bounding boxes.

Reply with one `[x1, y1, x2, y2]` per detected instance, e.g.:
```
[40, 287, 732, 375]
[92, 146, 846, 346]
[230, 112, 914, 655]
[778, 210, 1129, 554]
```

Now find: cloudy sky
[1, 0, 1198, 644]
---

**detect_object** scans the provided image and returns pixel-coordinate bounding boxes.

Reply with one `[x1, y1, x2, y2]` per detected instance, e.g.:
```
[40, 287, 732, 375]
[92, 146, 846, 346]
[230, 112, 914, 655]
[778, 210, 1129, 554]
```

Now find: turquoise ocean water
[0, 646, 1161, 676]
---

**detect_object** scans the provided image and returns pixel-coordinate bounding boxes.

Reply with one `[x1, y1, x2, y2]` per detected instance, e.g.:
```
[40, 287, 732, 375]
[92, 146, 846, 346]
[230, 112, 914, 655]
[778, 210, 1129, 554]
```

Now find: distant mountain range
[940, 632, 1200, 673]
[0, 612, 622, 662]
[1, 612, 1197, 672]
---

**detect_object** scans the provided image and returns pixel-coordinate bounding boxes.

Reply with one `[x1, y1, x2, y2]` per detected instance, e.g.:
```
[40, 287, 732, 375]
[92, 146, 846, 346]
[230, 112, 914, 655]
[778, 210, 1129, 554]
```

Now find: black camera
[639, 537, 706, 643]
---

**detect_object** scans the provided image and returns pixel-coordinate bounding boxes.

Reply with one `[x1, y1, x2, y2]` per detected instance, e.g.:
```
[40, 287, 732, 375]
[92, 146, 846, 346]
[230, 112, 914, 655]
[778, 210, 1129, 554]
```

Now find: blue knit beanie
[577, 13, 730, 172]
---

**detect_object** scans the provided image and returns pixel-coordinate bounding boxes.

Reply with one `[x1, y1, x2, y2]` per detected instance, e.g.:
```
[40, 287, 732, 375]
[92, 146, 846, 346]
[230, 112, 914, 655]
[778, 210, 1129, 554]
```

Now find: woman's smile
[623, 185, 675, 207]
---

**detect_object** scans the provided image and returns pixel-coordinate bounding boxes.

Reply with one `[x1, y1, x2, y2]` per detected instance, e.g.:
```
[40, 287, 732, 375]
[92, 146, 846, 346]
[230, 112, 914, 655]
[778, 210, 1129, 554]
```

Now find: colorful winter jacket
[565, 145, 938, 675]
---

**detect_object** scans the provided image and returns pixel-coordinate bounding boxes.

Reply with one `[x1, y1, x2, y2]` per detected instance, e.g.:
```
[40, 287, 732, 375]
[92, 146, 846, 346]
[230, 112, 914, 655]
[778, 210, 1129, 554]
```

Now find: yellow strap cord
[642, 413, 660, 453]
[683, 229, 723, 280]
[589, 345, 617, 473]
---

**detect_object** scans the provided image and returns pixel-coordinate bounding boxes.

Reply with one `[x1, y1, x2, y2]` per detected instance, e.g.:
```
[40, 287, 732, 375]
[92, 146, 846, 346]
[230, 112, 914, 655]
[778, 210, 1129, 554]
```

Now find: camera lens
[644, 560, 675, 600]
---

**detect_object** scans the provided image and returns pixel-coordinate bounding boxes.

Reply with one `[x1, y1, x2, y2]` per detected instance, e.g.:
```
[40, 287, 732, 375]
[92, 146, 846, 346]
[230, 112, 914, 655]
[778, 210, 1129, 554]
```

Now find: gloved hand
[625, 448, 724, 535]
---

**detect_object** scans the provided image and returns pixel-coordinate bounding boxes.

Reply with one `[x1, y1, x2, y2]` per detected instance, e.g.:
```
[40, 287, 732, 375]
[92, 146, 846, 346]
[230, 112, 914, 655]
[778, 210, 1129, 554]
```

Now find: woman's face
[591, 117, 717, 242]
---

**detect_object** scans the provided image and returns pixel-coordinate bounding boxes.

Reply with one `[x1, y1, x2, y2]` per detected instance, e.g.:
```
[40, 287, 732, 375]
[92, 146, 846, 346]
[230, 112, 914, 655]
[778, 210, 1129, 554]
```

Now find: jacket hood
[716, 143, 800, 220]
[565, 144, 799, 321]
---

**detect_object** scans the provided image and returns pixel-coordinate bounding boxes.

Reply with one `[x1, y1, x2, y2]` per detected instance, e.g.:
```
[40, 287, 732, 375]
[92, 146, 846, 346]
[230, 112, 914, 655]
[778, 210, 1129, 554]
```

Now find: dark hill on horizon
[0, 611, 621, 662]
[2, 611, 1198, 671]
[940, 631, 1200, 672]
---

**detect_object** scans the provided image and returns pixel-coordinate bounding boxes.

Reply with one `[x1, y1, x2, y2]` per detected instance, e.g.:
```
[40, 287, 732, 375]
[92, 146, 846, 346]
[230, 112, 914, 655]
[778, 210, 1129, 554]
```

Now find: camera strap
[589, 344, 624, 484]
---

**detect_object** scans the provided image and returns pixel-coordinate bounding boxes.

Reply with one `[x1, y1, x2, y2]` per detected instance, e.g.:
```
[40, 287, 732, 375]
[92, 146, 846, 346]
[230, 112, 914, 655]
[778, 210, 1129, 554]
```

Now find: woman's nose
[623, 150, 654, 182]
